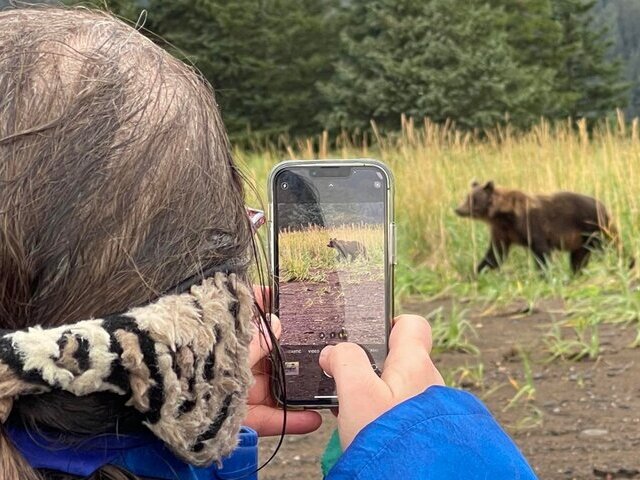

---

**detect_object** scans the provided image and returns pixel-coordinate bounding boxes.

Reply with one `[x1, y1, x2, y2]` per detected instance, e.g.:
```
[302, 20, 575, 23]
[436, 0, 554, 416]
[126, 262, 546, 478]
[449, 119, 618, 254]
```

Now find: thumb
[319, 343, 389, 450]
[319, 343, 384, 400]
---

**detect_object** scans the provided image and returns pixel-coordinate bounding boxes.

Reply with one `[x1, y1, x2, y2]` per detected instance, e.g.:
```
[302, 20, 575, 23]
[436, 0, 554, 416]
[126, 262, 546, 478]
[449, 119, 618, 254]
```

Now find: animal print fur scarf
[0, 272, 255, 467]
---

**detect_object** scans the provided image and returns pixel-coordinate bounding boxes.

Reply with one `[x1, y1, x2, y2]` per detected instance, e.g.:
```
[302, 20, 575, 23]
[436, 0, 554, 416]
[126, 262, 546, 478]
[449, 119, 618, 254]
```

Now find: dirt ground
[278, 269, 386, 345]
[277, 268, 387, 399]
[259, 298, 640, 479]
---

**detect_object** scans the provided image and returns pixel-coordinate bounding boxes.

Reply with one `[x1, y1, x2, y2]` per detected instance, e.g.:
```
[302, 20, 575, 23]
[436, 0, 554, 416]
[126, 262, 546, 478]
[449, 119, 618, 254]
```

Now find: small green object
[321, 429, 343, 477]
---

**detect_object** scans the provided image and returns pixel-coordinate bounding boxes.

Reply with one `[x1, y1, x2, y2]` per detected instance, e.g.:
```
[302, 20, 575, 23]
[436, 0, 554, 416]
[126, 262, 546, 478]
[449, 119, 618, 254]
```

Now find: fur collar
[0, 272, 254, 466]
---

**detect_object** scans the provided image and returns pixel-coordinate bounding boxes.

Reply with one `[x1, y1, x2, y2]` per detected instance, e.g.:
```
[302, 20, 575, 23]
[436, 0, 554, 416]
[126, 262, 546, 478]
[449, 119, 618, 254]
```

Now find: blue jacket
[326, 386, 537, 479]
[8, 386, 536, 479]
[7, 425, 258, 480]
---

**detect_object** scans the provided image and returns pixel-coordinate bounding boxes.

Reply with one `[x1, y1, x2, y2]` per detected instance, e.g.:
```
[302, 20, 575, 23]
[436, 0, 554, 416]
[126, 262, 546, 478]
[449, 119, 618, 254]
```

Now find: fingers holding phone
[318, 314, 444, 450]
[382, 315, 443, 397]
[245, 300, 322, 436]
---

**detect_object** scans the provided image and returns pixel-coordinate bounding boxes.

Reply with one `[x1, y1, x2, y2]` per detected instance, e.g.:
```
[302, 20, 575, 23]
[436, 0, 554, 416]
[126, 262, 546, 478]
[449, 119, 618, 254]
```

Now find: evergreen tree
[489, 0, 569, 116]
[492, 0, 628, 120]
[144, 0, 343, 142]
[65, 0, 343, 142]
[594, 0, 640, 118]
[62, 0, 632, 136]
[551, 0, 628, 120]
[320, 0, 545, 131]
[492, 0, 562, 70]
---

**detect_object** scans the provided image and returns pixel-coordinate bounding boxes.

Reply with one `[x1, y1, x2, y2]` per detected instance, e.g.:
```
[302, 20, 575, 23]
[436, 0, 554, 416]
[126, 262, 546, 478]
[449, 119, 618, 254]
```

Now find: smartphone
[268, 159, 395, 408]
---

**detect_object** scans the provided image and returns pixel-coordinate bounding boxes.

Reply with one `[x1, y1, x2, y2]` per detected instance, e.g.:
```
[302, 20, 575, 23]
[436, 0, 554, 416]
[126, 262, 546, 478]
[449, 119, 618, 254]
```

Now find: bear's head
[455, 180, 495, 219]
[327, 238, 337, 248]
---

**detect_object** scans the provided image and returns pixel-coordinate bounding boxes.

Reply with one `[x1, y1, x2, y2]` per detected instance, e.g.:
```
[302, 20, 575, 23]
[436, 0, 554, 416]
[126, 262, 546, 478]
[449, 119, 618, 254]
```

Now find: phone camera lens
[373, 181, 382, 189]
[281, 182, 289, 190]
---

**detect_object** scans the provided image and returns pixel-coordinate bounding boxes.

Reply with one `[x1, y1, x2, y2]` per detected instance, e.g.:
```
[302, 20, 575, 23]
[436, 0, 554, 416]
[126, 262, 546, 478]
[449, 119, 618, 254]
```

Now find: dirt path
[276, 267, 387, 401]
[259, 298, 640, 479]
[278, 269, 386, 345]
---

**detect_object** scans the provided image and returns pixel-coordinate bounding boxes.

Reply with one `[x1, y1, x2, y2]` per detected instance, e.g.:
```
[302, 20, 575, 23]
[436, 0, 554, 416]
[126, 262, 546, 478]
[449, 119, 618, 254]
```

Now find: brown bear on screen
[455, 181, 634, 274]
[327, 238, 367, 262]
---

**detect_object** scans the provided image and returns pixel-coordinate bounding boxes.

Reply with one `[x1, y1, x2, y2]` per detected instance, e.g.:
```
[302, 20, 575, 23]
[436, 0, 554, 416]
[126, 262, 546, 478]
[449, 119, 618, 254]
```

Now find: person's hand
[318, 314, 444, 449]
[243, 286, 322, 436]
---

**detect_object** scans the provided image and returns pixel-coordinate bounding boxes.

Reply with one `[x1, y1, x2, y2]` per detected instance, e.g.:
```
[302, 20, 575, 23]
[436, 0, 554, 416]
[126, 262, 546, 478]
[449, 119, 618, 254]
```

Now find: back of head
[0, 7, 251, 479]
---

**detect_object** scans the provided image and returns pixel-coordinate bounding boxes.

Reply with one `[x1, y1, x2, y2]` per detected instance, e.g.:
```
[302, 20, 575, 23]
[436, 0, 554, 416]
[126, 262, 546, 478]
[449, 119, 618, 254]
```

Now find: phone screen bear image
[275, 167, 388, 402]
[327, 238, 368, 262]
[279, 220, 384, 346]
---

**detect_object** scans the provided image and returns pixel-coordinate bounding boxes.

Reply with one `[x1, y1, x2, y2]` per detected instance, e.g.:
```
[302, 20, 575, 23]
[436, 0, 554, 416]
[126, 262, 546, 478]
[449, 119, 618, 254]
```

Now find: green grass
[504, 347, 536, 411]
[279, 224, 384, 282]
[239, 114, 640, 355]
[544, 319, 601, 361]
[427, 305, 479, 355]
[442, 363, 485, 390]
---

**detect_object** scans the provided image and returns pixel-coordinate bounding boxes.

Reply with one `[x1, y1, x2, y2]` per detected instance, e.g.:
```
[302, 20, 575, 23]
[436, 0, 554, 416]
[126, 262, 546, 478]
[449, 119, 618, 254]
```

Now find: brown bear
[454, 181, 633, 274]
[327, 238, 367, 262]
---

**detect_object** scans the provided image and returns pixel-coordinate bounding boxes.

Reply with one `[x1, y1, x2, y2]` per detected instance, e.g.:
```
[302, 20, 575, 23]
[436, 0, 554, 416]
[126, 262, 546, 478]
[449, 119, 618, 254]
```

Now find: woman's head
[0, 7, 255, 479]
[0, 7, 252, 330]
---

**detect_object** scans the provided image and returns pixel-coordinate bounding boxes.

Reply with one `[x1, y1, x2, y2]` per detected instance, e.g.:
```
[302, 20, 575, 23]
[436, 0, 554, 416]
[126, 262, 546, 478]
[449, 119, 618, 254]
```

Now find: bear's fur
[454, 181, 634, 274]
[327, 238, 367, 262]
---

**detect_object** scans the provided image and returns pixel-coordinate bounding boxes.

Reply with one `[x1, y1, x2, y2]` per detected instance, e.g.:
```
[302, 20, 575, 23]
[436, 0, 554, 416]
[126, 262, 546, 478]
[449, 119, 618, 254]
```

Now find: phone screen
[273, 164, 390, 405]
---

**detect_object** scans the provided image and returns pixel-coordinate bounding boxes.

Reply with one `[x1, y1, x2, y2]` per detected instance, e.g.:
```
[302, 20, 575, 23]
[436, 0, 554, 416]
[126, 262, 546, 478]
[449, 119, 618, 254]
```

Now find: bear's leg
[584, 232, 603, 252]
[477, 242, 510, 273]
[570, 247, 591, 274]
[530, 241, 551, 270]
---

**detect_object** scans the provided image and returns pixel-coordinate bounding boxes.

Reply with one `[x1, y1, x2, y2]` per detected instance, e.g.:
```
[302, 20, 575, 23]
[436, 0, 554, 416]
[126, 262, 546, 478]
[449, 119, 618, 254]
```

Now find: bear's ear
[483, 181, 495, 192]
[471, 180, 479, 188]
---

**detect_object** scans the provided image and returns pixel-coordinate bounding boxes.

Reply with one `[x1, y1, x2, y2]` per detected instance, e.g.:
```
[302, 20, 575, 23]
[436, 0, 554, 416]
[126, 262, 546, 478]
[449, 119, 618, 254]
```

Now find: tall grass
[279, 224, 384, 282]
[240, 112, 640, 324]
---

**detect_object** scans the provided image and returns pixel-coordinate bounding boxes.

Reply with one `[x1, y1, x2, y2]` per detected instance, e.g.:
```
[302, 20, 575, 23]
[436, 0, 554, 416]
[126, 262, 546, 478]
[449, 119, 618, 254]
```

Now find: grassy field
[279, 224, 384, 282]
[250, 114, 640, 478]
[244, 117, 640, 342]
[240, 113, 640, 355]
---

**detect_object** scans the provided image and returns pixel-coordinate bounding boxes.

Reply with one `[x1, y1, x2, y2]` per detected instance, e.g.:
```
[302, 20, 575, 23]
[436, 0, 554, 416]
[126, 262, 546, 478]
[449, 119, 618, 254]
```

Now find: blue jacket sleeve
[326, 386, 537, 479]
